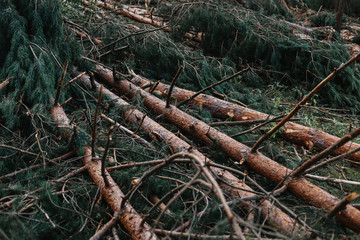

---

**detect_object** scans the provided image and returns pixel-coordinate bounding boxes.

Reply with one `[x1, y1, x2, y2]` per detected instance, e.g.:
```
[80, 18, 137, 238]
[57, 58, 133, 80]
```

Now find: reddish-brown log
[120, 70, 360, 163]
[51, 105, 157, 240]
[94, 66, 360, 233]
[77, 73, 304, 235]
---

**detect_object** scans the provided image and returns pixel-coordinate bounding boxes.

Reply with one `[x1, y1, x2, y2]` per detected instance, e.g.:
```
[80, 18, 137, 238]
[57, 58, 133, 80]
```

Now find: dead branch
[305, 174, 360, 186]
[64, 72, 86, 88]
[89, 212, 118, 240]
[177, 67, 249, 108]
[94, 65, 360, 232]
[166, 65, 183, 108]
[54, 60, 68, 106]
[100, 113, 154, 148]
[0, 77, 12, 92]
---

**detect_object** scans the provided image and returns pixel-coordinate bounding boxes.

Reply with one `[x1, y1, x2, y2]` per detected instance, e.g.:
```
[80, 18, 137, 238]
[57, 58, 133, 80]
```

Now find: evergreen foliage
[166, 1, 360, 113]
[1, 0, 359, 239]
[0, 0, 82, 129]
[303, 0, 360, 16]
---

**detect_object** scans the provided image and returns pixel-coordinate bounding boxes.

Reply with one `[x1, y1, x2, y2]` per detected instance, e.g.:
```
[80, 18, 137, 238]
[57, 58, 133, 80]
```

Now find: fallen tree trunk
[51, 104, 157, 240]
[76, 73, 305, 236]
[94, 66, 360, 233]
[119, 69, 360, 163]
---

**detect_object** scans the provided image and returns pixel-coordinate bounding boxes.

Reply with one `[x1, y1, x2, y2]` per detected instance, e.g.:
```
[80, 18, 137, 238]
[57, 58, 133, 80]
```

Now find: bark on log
[51, 104, 157, 240]
[120, 70, 360, 163]
[94, 66, 360, 233]
[76, 73, 305, 236]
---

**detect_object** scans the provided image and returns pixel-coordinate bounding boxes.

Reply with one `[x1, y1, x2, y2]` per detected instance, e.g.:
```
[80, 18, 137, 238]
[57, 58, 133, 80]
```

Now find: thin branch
[231, 115, 285, 138]
[0, 77, 12, 92]
[90, 212, 119, 240]
[63, 72, 86, 88]
[251, 52, 360, 153]
[54, 60, 68, 106]
[101, 126, 115, 188]
[166, 65, 183, 108]
[100, 113, 154, 149]
[305, 174, 360, 186]
[177, 67, 249, 108]
[91, 84, 103, 158]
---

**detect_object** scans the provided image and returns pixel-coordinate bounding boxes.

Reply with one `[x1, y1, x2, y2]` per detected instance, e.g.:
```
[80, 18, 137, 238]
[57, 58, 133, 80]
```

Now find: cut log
[118, 70, 360, 163]
[51, 104, 158, 240]
[76, 73, 305, 236]
[94, 66, 360, 233]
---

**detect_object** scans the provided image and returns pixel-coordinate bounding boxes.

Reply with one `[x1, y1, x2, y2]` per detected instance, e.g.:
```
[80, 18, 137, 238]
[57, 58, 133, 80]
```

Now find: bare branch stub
[91, 84, 104, 158]
[166, 65, 183, 108]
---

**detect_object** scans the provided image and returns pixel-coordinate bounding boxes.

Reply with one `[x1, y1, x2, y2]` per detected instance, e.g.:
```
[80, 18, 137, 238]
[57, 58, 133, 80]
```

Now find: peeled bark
[76, 73, 304, 236]
[121, 71, 360, 163]
[51, 104, 157, 240]
[94, 66, 360, 233]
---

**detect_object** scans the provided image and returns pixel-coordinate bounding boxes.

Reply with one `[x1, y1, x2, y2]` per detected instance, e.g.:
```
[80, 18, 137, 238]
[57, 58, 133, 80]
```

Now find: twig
[133, 114, 146, 135]
[231, 115, 285, 138]
[305, 174, 360, 186]
[153, 229, 243, 239]
[63, 72, 86, 88]
[0, 77, 12, 92]
[149, 80, 160, 93]
[91, 84, 103, 158]
[54, 60, 68, 106]
[166, 65, 183, 108]
[251, 52, 360, 153]
[60, 97, 73, 107]
[37, 204, 57, 228]
[177, 67, 249, 108]
[54, 166, 87, 182]
[90, 212, 119, 240]
[0, 144, 39, 157]
[210, 117, 274, 126]
[328, 192, 360, 217]
[101, 126, 115, 187]
[100, 113, 154, 149]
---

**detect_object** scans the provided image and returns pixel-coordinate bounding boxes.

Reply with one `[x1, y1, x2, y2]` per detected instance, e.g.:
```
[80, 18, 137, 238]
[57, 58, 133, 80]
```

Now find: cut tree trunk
[120, 70, 360, 163]
[94, 66, 360, 233]
[51, 104, 158, 240]
[76, 73, 305, 236]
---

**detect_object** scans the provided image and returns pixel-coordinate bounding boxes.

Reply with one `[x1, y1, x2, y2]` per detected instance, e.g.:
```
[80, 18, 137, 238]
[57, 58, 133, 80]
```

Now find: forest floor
[1, 0, 360, 239]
